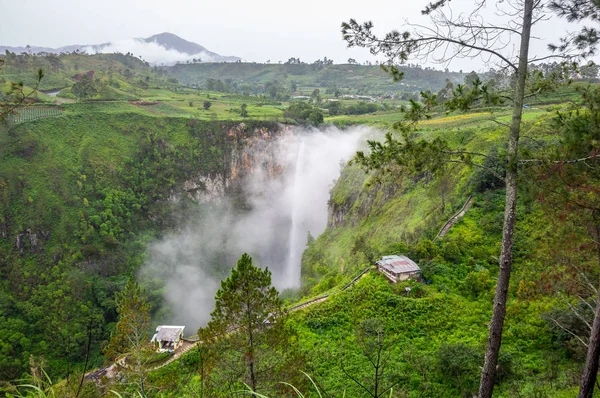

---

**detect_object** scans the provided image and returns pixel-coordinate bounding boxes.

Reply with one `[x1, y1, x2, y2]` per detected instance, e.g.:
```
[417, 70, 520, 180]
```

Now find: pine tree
[340, 1, 581, 395]
[198, 253, 294, 394]
[104, 278, 151, 396]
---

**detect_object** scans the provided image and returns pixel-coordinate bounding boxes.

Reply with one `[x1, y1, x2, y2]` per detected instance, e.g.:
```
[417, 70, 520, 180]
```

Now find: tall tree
[530, 0, 600, 395]
[525, 85, 600, 398]
[340, 1, 576, 396]
[71, 74, 97, 102]
[104, 278, 152, 397]
[198, 253, 295, 394]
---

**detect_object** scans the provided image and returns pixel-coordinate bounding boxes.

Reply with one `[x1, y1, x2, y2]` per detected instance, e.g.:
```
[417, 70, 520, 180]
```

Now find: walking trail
[85, 265, 373, 381]
[434, 196, 474, 241]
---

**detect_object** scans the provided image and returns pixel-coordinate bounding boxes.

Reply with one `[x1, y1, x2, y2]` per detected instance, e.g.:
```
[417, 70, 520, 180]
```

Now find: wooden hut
[151, 325, 185, 352]
[376, 255, 421, 283]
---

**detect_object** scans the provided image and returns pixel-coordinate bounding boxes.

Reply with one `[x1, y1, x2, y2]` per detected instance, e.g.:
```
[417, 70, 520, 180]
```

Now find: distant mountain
[0, 33, 241, 65]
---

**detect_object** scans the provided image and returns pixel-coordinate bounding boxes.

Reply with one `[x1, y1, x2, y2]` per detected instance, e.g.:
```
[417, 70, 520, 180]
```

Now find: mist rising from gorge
[139, 126, 374, 330]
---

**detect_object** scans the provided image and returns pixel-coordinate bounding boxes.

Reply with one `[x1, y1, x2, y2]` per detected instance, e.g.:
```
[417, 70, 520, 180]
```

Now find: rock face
[183, 175, 227, 203]
[180, 124, 292, 204]
[326, 175, 400, 230]
[15, 229, 50, 255]
[328, 202, 351, 229]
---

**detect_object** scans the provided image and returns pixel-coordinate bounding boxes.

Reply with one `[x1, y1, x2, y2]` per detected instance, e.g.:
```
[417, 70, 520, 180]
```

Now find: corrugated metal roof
[154, 325, 185, 342]
[376, 255, 420, 274]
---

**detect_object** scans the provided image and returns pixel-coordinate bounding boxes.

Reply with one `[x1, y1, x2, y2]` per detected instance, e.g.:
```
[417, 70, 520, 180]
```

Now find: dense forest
[3, 0, 600, 396]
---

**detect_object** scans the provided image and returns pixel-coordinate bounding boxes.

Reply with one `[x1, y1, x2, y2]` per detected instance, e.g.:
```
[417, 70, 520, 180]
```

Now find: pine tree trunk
[478, 0, 533, 396]
[578, 222, 600, 398]
[579, 296, 600, 398]
[75, 325, 93, 398]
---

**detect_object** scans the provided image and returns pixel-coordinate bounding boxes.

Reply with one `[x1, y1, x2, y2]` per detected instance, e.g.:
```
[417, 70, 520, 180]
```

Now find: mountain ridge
[0, 32, 241, 64]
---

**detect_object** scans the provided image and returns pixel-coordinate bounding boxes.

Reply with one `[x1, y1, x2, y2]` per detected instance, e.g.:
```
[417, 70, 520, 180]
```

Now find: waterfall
[141, 126, 372, 328]
[286, 138, 306, 287]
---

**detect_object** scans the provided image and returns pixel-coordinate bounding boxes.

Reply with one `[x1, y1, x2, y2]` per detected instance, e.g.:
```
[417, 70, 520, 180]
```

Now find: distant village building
[151, 325, 185, 353]
[376, 255, 421, 283]
[340, 94, 378, 102]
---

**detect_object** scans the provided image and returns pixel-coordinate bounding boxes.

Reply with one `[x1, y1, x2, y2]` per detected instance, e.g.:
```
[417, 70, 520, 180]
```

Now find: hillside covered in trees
[3, 0, 600, 395]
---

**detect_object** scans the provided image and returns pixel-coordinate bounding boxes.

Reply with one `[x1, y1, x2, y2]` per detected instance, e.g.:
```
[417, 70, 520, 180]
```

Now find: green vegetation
[283, 102, 324, 125]
[2, 46, 600, 397]
[0, 104, 282, 384]
[197, 254, 303, 396]
[168, 62, 464, 97]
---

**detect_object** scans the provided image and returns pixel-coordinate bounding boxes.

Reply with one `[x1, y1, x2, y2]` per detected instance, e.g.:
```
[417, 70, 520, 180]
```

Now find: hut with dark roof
[151, 325, 185, 352]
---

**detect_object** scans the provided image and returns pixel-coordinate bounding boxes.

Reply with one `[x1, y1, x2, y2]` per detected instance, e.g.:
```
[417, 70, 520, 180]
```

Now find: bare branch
[490, 118, 511, 128]
[558, 293, 593, 331]
[549, 317, 589, 347]
[441, 149, 492, 158]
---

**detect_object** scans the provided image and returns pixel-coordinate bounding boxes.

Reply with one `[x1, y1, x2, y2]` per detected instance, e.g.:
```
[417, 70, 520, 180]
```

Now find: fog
[139, 126, 373, 329]
[85, 39, 217, 65]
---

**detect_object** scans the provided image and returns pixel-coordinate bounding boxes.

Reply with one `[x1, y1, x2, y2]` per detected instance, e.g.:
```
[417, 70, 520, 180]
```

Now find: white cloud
[84, 39, 218, 65]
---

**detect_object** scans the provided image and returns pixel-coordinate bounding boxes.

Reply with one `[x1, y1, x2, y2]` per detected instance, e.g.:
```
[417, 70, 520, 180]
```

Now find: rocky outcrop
[183, 174, 227, 203]
[326, 178, 400, 230]
[15, 229, 50, 255]
[328, 202, 350, 229]
[180, 124, 291, 204]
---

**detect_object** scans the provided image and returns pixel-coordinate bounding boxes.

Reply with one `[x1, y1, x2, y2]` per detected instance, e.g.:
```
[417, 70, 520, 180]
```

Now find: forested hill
[0, 112, 282, 381]
[2, 48, 600, 397]
[167, 62, 465, 95]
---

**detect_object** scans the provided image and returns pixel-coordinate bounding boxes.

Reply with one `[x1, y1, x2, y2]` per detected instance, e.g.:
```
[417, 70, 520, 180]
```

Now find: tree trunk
[478, 0, 533, 396]
[75, 325, 93, 398]
[247, 319, 257, 393]
[578, 221, 600, 398]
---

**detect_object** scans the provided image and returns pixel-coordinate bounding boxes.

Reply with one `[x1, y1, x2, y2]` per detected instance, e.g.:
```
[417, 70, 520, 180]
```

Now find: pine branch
[1, 69, 44, 120]
[549, 317, 589, 347]
[519, 153, 600, 164]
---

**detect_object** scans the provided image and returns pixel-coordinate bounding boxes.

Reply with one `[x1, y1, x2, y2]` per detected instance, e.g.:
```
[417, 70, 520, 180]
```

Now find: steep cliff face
[303, 160, 469, 292]
[178, 123, 292, 204]
[325, 164, 401, 230]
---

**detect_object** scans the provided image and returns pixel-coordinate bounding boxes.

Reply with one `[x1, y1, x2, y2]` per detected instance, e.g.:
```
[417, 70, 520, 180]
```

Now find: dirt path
[54, 97, 75, 104]
[86, 267, 374, 379]
[434, 196, 474, 241]
[148, 340, 197, 370]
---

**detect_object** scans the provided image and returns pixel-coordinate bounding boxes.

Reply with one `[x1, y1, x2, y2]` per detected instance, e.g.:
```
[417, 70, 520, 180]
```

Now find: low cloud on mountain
[85, 39, 220, 65]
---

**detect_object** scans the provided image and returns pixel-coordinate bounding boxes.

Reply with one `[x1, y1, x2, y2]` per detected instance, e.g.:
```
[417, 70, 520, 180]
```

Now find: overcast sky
[0, 0, 593, 71]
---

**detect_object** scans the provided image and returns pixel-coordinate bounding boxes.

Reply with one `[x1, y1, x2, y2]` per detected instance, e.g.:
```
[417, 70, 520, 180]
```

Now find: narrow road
[434, 196, 474, 241]
[147, 340, 197, 371]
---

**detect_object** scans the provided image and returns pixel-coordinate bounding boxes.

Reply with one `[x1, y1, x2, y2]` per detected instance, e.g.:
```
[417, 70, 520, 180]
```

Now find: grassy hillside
[288, 92, 594, 396]
[168, 62, 465, 96]
[2, 50, 598, 396]
[93, 90, 595, 397]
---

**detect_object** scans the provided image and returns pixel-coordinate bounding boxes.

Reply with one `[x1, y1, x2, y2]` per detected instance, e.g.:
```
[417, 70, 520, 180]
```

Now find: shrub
[436, 343, 481, 396]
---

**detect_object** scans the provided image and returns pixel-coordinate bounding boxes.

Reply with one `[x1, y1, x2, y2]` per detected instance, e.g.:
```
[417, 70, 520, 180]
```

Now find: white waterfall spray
[139, 126, 374, 328]
[286, 139, 306, 287]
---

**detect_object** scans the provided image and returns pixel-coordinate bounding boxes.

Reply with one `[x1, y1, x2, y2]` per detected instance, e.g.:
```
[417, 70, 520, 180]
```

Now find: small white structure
[376, 255, 421, 283]
[151, 325, 185, 353]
